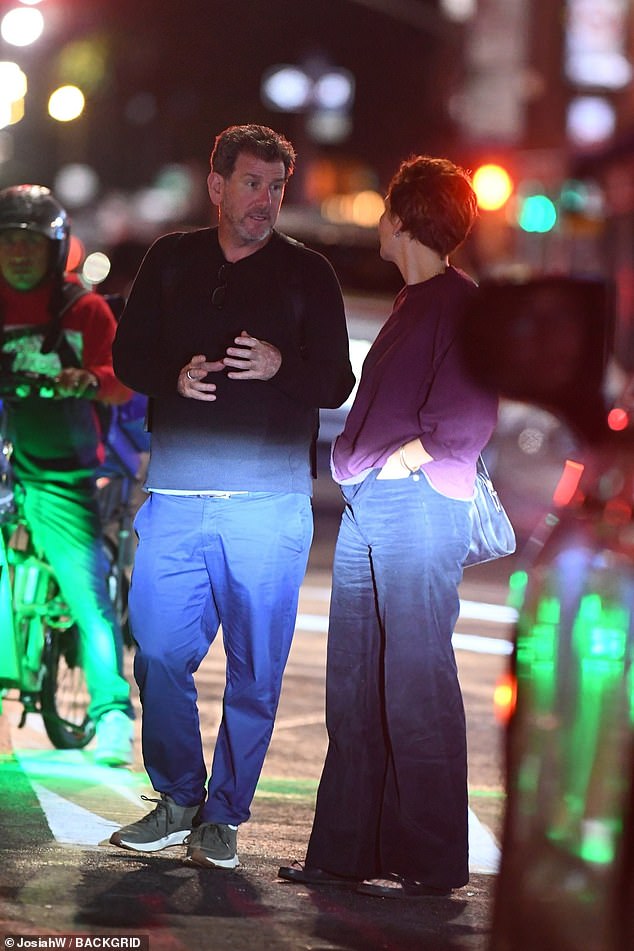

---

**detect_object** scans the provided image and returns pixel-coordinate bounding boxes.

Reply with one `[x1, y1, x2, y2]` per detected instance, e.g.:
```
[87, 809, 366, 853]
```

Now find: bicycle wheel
[40, 626, 95, 749]
[102, 535, 133, 647]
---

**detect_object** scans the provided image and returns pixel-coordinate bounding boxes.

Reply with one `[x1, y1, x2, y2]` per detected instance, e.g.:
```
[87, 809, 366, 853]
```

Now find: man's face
[208, 152, 287, 249]
[0, 229, 51, 291]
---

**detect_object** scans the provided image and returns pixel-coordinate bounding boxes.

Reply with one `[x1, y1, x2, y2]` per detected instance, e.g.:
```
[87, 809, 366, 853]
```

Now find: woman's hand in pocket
[376, 448, 410, 480]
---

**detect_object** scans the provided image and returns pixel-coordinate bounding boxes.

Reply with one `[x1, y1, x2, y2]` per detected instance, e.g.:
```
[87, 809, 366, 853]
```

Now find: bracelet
[399, 445, 421, 481]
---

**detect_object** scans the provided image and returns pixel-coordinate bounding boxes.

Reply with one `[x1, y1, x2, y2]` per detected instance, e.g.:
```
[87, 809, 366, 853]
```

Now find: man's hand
[177, 353, 225, 400]
[223, 331, 282, 380]
[54, 368, 99, 399]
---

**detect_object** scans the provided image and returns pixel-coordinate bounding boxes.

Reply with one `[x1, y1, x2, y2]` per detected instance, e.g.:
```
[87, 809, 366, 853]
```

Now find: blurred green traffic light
[517, 194, 557, 233]
[517, 195, 557, 234]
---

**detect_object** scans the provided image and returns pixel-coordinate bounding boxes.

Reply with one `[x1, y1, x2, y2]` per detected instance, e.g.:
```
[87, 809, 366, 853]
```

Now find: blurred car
[463, 275, 633, 951]
[484, 401, 581, 545]
[318, 291, 387, 446]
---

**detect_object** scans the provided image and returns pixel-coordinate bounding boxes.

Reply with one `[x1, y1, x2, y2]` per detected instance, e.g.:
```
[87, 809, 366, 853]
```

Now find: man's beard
[224, 205, 275, 245]
[237, 217, 273, 244]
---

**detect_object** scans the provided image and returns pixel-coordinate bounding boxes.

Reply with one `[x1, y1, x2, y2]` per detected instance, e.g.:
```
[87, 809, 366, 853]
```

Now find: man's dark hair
[387, 156, 477, 257]
[210, 124, 296, 179]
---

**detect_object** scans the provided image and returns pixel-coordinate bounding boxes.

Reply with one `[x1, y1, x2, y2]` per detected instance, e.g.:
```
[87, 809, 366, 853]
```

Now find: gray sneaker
[110, 794, 200, 852]
[184, 822, 239, 869]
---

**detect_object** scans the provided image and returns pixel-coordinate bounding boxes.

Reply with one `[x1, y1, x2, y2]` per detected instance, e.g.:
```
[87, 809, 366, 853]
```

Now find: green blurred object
[0, 530, 19, 688]
[461, 277, 632, 951]
[492, 499, 634, 951]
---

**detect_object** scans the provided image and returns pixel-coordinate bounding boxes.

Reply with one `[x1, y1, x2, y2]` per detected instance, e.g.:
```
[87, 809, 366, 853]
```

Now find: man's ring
[186, 369, 195, 382]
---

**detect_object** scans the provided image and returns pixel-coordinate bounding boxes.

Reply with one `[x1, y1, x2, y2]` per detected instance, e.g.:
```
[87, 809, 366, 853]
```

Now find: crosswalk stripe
[296, 612, 514, 655]
[17, 753, 500, 873]
[31, 781, 120, 846]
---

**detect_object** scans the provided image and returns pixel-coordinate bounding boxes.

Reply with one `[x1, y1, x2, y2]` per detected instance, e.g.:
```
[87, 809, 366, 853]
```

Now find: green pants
[22, 480, 131, 723]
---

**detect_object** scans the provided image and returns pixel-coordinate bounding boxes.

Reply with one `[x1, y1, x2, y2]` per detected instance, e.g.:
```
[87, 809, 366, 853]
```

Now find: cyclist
[0, 184, 134, 765]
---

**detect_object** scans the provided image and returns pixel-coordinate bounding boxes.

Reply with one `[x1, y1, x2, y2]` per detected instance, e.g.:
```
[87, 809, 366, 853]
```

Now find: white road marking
[301, 586, 518, 624]
[272, 714, 326, 731]
[459, 599, 518, 624]
[296, 604, 516, 656]
[17, 756, 501, 874]
[32, 781, 121, 845]
[452, 632, 514, 656]
[468, 807, 501, 873]
[8, 584, 507, 872]
[295, 614, 329, 632]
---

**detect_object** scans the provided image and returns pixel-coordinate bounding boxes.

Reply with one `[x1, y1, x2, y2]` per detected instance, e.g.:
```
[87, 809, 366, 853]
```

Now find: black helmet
[0, 184, 70, 275]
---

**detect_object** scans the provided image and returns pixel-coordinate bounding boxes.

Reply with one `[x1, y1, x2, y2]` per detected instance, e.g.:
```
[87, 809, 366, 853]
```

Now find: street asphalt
[0, 478, 517, 950]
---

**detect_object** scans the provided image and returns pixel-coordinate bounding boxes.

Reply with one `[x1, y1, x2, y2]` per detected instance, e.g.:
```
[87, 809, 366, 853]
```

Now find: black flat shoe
[357, 877, 452, 899]
[278, 861, 360, 887]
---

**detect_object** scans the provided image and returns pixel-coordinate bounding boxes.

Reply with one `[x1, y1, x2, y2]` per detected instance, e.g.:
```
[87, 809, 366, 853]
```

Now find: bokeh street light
[54, 162, 99, 207]
[439, 0, 476, 21]
[261, 62, 355, 145]
[48, 84, 85, 122]
[566, 96, 617, 148]
[0, 60, 27, 101]
[0, 61, 27, 129]
[261, 66, 312, 112]
[82, 250, 111, 285]
[472, 163, 514, 212]
[0, 5, 44, 46]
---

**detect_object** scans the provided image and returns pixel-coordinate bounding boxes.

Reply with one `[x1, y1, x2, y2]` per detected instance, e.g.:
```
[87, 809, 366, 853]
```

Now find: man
[0, 184, 134, 765]
[110, 124, 354, 868]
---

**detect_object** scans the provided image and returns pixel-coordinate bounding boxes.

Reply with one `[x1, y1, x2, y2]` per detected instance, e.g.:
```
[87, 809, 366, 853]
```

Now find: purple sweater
[332, 267, 498, 498]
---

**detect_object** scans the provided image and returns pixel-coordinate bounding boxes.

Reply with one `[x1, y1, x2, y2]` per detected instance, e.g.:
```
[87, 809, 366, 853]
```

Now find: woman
[279, 155, 498, 898]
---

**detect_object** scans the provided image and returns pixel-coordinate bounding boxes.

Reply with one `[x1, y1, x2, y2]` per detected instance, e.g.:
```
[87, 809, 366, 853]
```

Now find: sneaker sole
[110, 829, 192, 852]
[185, 848, 240, 869]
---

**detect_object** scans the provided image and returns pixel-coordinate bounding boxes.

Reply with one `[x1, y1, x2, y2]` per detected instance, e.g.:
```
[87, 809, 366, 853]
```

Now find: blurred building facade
[451, 0, 634, 368]
[3, 0, 634, 363]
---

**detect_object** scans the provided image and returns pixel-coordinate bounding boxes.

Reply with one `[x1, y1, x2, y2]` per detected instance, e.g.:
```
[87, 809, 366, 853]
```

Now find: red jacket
[0, 274, 132, 484]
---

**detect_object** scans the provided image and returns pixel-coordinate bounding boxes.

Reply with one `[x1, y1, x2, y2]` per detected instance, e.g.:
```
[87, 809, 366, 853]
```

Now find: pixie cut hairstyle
[210, 124, 296, 180]
[386, 156, 477, 258]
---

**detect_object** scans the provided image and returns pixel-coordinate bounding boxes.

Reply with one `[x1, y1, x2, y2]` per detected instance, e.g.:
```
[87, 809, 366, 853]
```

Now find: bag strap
[476, 453, 491, 480]
[40, 281, 90, 361]
[476, 454, 503, 512]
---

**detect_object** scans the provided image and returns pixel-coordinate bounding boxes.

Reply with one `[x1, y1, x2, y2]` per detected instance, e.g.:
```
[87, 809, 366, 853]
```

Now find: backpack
[53, 282, 150, 479]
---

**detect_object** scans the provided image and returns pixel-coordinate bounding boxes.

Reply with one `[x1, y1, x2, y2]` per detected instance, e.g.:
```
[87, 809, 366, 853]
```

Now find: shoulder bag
[465, 454, 516, 567]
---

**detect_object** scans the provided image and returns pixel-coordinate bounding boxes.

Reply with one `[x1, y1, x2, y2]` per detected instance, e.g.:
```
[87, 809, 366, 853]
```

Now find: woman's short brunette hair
[210, 124, 296, 180]
[386, 156, 477, 257]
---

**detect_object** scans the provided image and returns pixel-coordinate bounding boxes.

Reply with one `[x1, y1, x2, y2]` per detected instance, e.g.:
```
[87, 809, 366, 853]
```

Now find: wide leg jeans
[129, 491, 313, 825]
[306, 471, 472, 888]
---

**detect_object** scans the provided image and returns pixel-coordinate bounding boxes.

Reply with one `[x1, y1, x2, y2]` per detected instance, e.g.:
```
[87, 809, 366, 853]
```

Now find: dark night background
[1, 0, 464, 199]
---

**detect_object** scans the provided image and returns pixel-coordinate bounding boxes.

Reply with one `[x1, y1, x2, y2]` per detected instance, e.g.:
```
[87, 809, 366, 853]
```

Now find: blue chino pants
[305, 471, 472, 888]
[129, 491, 313, 825]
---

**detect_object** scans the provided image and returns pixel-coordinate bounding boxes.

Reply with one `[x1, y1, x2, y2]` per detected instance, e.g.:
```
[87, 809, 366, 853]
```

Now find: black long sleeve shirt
[112, 228, 355, 495]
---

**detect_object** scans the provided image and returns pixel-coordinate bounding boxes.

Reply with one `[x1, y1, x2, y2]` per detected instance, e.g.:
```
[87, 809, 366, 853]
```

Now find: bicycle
[0, 370, 142, 750]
